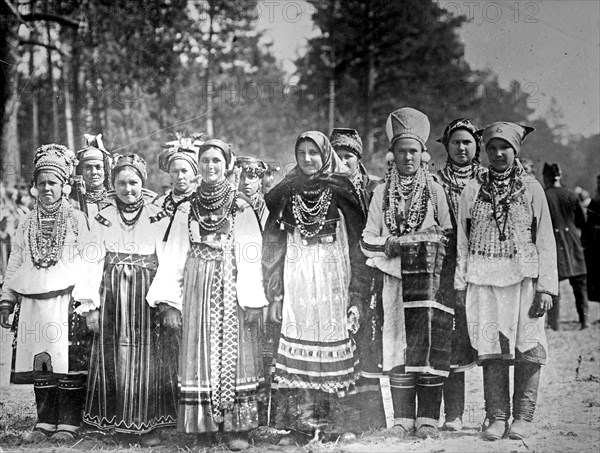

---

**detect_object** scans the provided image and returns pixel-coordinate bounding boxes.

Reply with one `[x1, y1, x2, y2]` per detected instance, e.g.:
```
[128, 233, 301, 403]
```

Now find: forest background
[1, 0, 598, 193]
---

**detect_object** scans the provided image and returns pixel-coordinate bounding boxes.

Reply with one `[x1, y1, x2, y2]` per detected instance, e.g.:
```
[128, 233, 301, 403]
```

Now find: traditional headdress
[437, 118, 481, 160]
[159, 133, 205, 175]
[385, 107, 431, 163]
[294, 131, 349, 177]
[236, 156, 268, 178]
[111, 153, 148, 184]
[481, 122, 535, 155]
[329, 128, 363, 158]
[542, 162, 561, 181]
[198, 139, 236, 175]
[32, 144, 76, 187]
[77, 133, 110, 163]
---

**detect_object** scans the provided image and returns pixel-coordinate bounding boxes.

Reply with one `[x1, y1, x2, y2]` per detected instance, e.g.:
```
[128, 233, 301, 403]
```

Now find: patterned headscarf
[291, 130, 350, 178]
[112, 153, 147, 184]
[330, 128, 363, 158]
[437, 118, 481, 161]
[481, 122, 535, 156]
[236, 156, 268, 178]
[33, 144, 76, 184]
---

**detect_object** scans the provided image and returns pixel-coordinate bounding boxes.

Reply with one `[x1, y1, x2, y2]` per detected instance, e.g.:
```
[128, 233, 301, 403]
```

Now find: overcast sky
[257, 0, 600, 137]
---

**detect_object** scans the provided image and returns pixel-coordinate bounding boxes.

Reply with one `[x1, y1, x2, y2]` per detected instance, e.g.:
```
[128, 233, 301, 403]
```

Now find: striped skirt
[83, 252, 178, 433]
[178, 245, 265, 434]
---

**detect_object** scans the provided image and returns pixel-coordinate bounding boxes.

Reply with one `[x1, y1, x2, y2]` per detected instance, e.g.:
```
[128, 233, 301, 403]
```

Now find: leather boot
[415, 374, 443, 438]
[482, 361, 509, 441]
[389, 371, 416, 436]
[32, 376, 59, 435]
[54, 377, 86, 440]
[509, 362, 541, 440]
[442, 371, 464, 430]
[571, 275, 589, 329]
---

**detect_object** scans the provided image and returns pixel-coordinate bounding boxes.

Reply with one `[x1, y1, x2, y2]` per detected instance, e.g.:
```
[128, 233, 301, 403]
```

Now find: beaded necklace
[84, 187, 108, 204]
[27, 198, 74, 269]
[291, 184, 333, 238]
[488, 164, 516, 241]
[439, 162, 477, 216]
[162, 188, 193, 216]
[190, 180, 236, 233]
[116, 197, 145, 227]
[383, 164, 429, 236]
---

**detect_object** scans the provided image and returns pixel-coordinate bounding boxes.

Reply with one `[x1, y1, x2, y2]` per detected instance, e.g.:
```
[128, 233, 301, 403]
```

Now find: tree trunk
[63, 59, 75, 151]
[1, 15, 20, 186]
[2, 73, 21, 186]
[363, 0, 376, 165]
[205, 0, 215, 137]
[46, 22, 60, 142]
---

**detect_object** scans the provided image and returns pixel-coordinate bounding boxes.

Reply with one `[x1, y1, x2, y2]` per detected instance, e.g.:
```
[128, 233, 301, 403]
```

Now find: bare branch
[2, 0, 27, 24]
[19, 39, 65, 55]
[21, 12, 82, 28]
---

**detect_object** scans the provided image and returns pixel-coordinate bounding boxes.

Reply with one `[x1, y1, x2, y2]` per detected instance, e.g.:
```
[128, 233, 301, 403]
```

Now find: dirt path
[1, 281, 599, 452]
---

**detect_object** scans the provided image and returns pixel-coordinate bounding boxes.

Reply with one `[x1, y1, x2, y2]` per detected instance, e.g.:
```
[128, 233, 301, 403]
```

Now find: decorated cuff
[74, 301, 97, 316]
[536, 289, 557, 297]
[0, 300, 15, 313]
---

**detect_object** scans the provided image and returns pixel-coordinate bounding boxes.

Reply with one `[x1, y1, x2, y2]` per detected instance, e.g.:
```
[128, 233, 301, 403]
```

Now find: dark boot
[442, 371, 465, 430]
[547, 294, 561, 331]
[571, 275, 589, 329]
[33, 376, 59, 434]
[482, 361, 510, 441]
[55, 377, 86, 439]
[389, 370, 416, 435]
[509, 362, 541, 440]
[415, 374, 443, 438]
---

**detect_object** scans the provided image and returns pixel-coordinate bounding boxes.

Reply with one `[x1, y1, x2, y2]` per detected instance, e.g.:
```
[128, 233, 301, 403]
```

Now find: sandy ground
[1, 280, 599, 453]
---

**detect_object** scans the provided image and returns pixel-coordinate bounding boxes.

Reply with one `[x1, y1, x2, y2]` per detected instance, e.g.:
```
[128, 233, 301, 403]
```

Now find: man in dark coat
[543, 163, 589, 329]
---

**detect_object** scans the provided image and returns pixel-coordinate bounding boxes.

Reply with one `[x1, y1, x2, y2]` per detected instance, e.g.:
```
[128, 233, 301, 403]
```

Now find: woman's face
[335, 149, 359, 174]
[296, 140, 323, 176]
[485, 138, 516, 172]
[240, 171, 261, 197]
[82, 159, 105, 190]
[35, 171, 63, 205]
[114, 168, 143, 204]
[392, 138, 422, 175]
[200, 148, 226, 184]
[447, 129, 477, 166]
[169, 159, 195, 193]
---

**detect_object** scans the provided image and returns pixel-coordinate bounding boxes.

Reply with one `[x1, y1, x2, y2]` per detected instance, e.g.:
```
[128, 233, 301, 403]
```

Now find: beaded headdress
[77, 133, 110, 163]
[112, 153, 147, 184]
[481, 122, 535, 155]
[33, 144, 76, 184]
[437, 118, 481, 159]
[235, 156, 267, 178]
[385, 107, 431, 164]
[329, 128, 363, 158]
[159, 132, 205, 175]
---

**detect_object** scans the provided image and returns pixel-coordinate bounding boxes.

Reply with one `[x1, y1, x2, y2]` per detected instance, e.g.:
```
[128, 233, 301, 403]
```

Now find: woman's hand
[86, 309, 100, 333]
[0, 308, 12, 329]
[268, 299, 283, 323]
[244, 308, 263, 324]
[529, 292, 553, 318]
[160, 305, 182, 330]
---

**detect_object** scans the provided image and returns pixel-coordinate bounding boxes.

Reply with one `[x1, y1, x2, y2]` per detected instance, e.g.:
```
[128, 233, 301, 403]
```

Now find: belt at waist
[105, 251, 158, 270]
[189, 242, 231, 261]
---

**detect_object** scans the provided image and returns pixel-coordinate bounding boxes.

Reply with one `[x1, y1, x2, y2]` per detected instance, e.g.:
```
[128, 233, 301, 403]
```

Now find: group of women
[0, 106, 558, 447]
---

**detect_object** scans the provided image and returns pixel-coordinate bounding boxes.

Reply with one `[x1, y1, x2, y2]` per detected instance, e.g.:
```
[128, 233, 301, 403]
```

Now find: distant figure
[583, 174, 600, 303]
[543, 163, 589, 330]
[520, 157, 536, 176]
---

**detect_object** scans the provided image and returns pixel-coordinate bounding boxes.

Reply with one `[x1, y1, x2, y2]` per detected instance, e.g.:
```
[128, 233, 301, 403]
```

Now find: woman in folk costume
[236, 156, 269, 230]
[73, 133, 113, 217]
[262, 131, 369, 440]
[542, 162, 589, 330]
[329, 128, 381, 217]
[0, 144, 91, 442]
[154, 133, 205, 218]
[76, 154, 177, 447]
[146, 139, 267, 448]
[328, 127, 386, 433]
[360, 108, 452, 439]
[434, 119, 482, 431]
[455, 122, 558, 441]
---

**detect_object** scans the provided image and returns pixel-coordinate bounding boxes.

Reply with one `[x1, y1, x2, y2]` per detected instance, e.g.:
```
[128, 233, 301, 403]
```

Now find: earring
[62, 185, 72, 196]
[386, 151, 395, 162]
[421, 151, 431, 163]
[30, 187, 39, 197]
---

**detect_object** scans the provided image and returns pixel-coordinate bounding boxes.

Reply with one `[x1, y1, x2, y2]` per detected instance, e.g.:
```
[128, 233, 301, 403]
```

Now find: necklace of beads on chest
[489, 166, 515, 241]
[197, 180, 232, 211]
[84, 187, 108, 204]
[190, 187, 236, 234]
[291, 186, 333, 238]
[28, 199, 75, 269]
[117, 197, 145, 227]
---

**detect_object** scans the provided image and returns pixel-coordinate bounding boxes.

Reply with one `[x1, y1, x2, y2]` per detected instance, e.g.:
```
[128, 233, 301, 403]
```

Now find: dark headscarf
[288, 131, 351, 180]
[437, 118, 481, 162]
[198, 138, 236, 175]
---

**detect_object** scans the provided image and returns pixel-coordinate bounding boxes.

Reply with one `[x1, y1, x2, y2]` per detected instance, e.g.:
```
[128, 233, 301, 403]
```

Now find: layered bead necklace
[190, 180, 235, 233]
[488, 164, 516, 242]
[116, 196, 145, 227]
[84, 187, 108, 204]
[383, 164, 429, 236]
[291, 184, 333, 238]
[439, 162, 477, 216]
[27, 198, 75, 269]
[162, 187, 193, 216]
